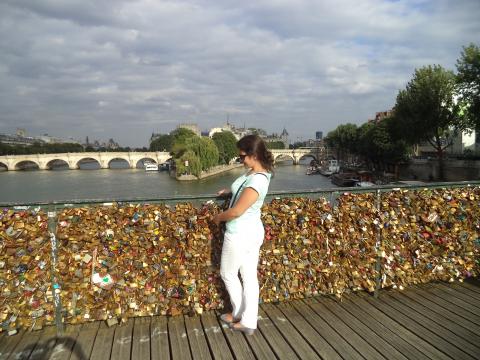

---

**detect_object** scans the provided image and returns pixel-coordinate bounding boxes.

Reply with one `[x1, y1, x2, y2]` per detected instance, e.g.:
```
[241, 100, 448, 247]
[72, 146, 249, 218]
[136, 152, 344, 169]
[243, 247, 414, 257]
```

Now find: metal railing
[1, 180, 479, 334]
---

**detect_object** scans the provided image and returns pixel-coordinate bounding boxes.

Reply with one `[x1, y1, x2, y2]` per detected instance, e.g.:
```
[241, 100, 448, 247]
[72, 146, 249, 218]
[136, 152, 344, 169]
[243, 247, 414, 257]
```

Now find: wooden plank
[257, 307, 299, 360]
[339, 294, 431, 360]
[86, 321, 116, 360]
[399, 288, 480, 334]
[6, 329, 41, 360]
[318, 297, 408, 360]
[51, 325, 83, 360]
[450, 282, 480, 301]
[241, 321, 277, 360]
[291, 300, 363, 360]
[426, 285, 480, 316]
[434, 282, 479, 307]
[276, 302, 341, 360]
[27, 326, 57, 360]
[69, 321, 100, 360]
[151, 316, 170, 360]
[458, 280, 480, 295]
[0, 330, 26, 360]
[386, 291, 480, 351]
[110, 319, 134, 360]
[411, 285, 480, 325]
[184, 316, 211, 360]
[131, 317, 151, 360]
[200, 312, 232, 360]
[217, 317, 255, 360]
[305, 298, 385, 360]
[262, 304, 320, 360]
[169, 315, 192, 360]
[362, 292, 476, 360]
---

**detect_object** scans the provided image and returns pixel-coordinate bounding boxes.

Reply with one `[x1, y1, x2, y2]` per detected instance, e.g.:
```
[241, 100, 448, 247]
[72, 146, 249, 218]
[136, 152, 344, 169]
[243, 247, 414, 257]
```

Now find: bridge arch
[13, 160, 40, 170]
[135, 157, 157, 169]
[274, 154, 295, 163]
[108, 157, 131, 169]
[0, 161, 8, 171]
[45, 158, 70, 170]
[76, 157, 101, 170]
[298, 154, 318, 163]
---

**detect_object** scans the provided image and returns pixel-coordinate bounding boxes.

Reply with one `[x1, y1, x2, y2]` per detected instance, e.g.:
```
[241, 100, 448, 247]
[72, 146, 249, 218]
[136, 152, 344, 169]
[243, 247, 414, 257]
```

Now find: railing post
[48, 207, 64, 334]
[374, 189, 382, 298]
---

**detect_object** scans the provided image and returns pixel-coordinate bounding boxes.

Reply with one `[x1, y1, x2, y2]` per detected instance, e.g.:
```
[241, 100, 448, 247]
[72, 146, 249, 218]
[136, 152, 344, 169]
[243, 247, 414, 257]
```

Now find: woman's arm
[213, 187, 259, 224]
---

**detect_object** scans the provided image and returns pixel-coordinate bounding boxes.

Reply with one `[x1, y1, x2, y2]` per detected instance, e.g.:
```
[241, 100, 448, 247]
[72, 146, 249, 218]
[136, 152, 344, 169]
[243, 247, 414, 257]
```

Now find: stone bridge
[271, 147, 326, 165]
[0, 148, 326, 170]
[0, 152, 172, 171]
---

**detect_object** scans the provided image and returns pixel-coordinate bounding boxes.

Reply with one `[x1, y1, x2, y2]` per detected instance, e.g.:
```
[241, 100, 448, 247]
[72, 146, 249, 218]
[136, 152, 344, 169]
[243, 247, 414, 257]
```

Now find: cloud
[0, 0, 479, 146]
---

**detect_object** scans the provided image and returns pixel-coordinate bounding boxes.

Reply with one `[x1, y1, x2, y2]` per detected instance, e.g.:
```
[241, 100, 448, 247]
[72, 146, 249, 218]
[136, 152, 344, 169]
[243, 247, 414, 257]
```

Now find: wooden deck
[1, 280, 479, 360]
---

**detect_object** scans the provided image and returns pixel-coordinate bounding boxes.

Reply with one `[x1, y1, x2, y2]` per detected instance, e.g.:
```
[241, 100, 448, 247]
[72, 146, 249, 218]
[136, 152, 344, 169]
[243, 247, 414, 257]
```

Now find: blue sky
[0, 0, 479, 146]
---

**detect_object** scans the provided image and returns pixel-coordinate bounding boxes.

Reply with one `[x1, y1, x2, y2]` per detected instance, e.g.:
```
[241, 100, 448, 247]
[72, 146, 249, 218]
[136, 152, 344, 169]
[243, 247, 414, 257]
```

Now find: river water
[0, 160, 334, 204]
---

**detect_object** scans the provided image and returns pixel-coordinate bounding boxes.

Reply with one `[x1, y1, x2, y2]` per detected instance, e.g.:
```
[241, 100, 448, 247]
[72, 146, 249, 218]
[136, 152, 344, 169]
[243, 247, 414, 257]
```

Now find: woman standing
[213, 134, 274, 335]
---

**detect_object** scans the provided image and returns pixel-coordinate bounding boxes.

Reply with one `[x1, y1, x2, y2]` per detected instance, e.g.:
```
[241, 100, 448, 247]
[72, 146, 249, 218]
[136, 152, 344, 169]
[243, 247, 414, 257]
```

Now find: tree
[150, 134, 173, 152]
[356, 118, 410, 171]
[393, 65, 463, 180]
[212, 131, 238, 164]
[325, 123, 358, 160]
[456, 43, 480, 129]
[266, 141, 285, 149]
[175, 150, 202, 177]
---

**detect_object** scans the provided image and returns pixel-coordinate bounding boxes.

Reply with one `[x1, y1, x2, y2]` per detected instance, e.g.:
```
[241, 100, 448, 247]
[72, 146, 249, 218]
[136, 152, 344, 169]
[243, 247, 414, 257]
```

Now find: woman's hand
[213, 214, 221, 226]
[217, 188, 231, 198]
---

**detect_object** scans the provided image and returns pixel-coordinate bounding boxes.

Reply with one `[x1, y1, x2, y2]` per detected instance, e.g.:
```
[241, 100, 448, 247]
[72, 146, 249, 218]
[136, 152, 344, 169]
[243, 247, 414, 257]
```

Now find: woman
[213, 134, 274, 335]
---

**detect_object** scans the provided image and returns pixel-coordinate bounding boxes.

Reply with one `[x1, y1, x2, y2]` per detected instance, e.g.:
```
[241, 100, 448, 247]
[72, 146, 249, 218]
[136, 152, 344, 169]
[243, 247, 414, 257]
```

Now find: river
[0, 160, 334, 204]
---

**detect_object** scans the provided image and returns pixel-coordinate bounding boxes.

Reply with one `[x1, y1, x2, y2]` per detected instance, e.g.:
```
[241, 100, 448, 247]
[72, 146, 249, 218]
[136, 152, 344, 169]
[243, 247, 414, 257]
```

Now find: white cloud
[0, 0, 479, 146]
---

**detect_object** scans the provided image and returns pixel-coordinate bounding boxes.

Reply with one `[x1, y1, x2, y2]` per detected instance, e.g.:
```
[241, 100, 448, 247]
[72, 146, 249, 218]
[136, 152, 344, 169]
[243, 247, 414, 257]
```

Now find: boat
[331, 172, 359, 187]
[319, 159, 340, 176]
[144, 162, 159, 172]
[305, 166, 319, 175]
[159, 162, 170, 171]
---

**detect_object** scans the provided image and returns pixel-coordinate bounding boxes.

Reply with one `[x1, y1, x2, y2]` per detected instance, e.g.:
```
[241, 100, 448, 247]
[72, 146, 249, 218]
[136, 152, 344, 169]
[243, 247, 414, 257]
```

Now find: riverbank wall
[176, 163, 243, 181]
[399, 159, 480, 181]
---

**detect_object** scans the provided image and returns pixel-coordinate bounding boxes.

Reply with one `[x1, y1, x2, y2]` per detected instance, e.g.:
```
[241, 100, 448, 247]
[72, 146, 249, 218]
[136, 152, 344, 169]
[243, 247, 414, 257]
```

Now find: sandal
[230, 322, 255, 335]
[219, 313, 240, 324]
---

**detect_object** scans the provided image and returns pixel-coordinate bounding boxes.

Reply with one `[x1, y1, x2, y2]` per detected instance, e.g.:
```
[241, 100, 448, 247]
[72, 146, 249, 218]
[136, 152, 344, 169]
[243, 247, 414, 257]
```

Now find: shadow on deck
[1, 280, 479, 360]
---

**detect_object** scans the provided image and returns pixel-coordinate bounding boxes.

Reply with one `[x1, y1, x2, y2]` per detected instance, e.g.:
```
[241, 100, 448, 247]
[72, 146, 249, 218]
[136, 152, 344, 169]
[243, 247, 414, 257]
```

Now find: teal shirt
[225, 171, 272, 233]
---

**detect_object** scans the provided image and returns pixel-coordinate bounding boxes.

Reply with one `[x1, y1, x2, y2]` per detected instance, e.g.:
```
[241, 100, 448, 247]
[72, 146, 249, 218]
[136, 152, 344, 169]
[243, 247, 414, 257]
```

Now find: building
[368, 109, 394, 124]
[263, 127, 289, 148]
[177, 123, 201, 136]
[415, 129, 479, 156]
[1, 128, 81, 146]
[316, 131, 323, 140]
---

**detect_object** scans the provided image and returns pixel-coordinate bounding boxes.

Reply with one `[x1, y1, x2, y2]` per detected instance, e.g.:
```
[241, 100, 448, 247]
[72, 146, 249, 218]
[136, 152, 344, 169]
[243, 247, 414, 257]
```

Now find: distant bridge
[0, 152, 172, 171]
[0, 148, 326, 171]
[271, 147, 326, 165]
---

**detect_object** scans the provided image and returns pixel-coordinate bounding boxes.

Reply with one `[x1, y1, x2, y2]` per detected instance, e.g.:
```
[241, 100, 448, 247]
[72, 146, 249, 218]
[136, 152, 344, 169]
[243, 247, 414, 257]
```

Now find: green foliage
[356, 118, 410, 165]
[0, 142, 84, 155]
[175, 150, 202, 177]
[171, 131, 219, 176]
[266, 141, 285, 149]
[393, 64, 462, 180]
[212, 131, 238, 164]
[393, 65, 461, 147]
[187, 136, 219, 171]
[150, 134, 173, 152]
[325, 123, 358, 159]
[456, 43, 480, 128]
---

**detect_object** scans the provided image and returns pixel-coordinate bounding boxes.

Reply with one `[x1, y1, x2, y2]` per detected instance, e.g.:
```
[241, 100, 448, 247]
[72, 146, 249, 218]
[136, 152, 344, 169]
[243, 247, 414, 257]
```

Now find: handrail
[2, 180, 479, 208]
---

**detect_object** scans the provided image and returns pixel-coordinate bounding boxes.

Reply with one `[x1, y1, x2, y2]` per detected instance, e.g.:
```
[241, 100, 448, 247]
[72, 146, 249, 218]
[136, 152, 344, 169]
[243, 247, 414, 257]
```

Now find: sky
[0, 0, 479, 147]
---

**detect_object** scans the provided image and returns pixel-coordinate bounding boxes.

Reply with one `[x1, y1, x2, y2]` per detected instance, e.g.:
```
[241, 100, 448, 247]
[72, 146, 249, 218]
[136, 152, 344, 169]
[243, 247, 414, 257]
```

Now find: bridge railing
[1, 181, 479, 334]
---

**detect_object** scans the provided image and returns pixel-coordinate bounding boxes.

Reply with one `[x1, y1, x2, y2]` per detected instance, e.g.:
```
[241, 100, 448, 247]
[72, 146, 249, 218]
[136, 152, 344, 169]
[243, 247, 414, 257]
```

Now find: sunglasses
[239, 154, 247, 161]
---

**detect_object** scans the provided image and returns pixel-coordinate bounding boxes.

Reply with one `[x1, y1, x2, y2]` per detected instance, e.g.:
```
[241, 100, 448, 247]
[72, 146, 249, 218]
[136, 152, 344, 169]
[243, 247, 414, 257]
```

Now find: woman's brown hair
[237, 134, 275, 174]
